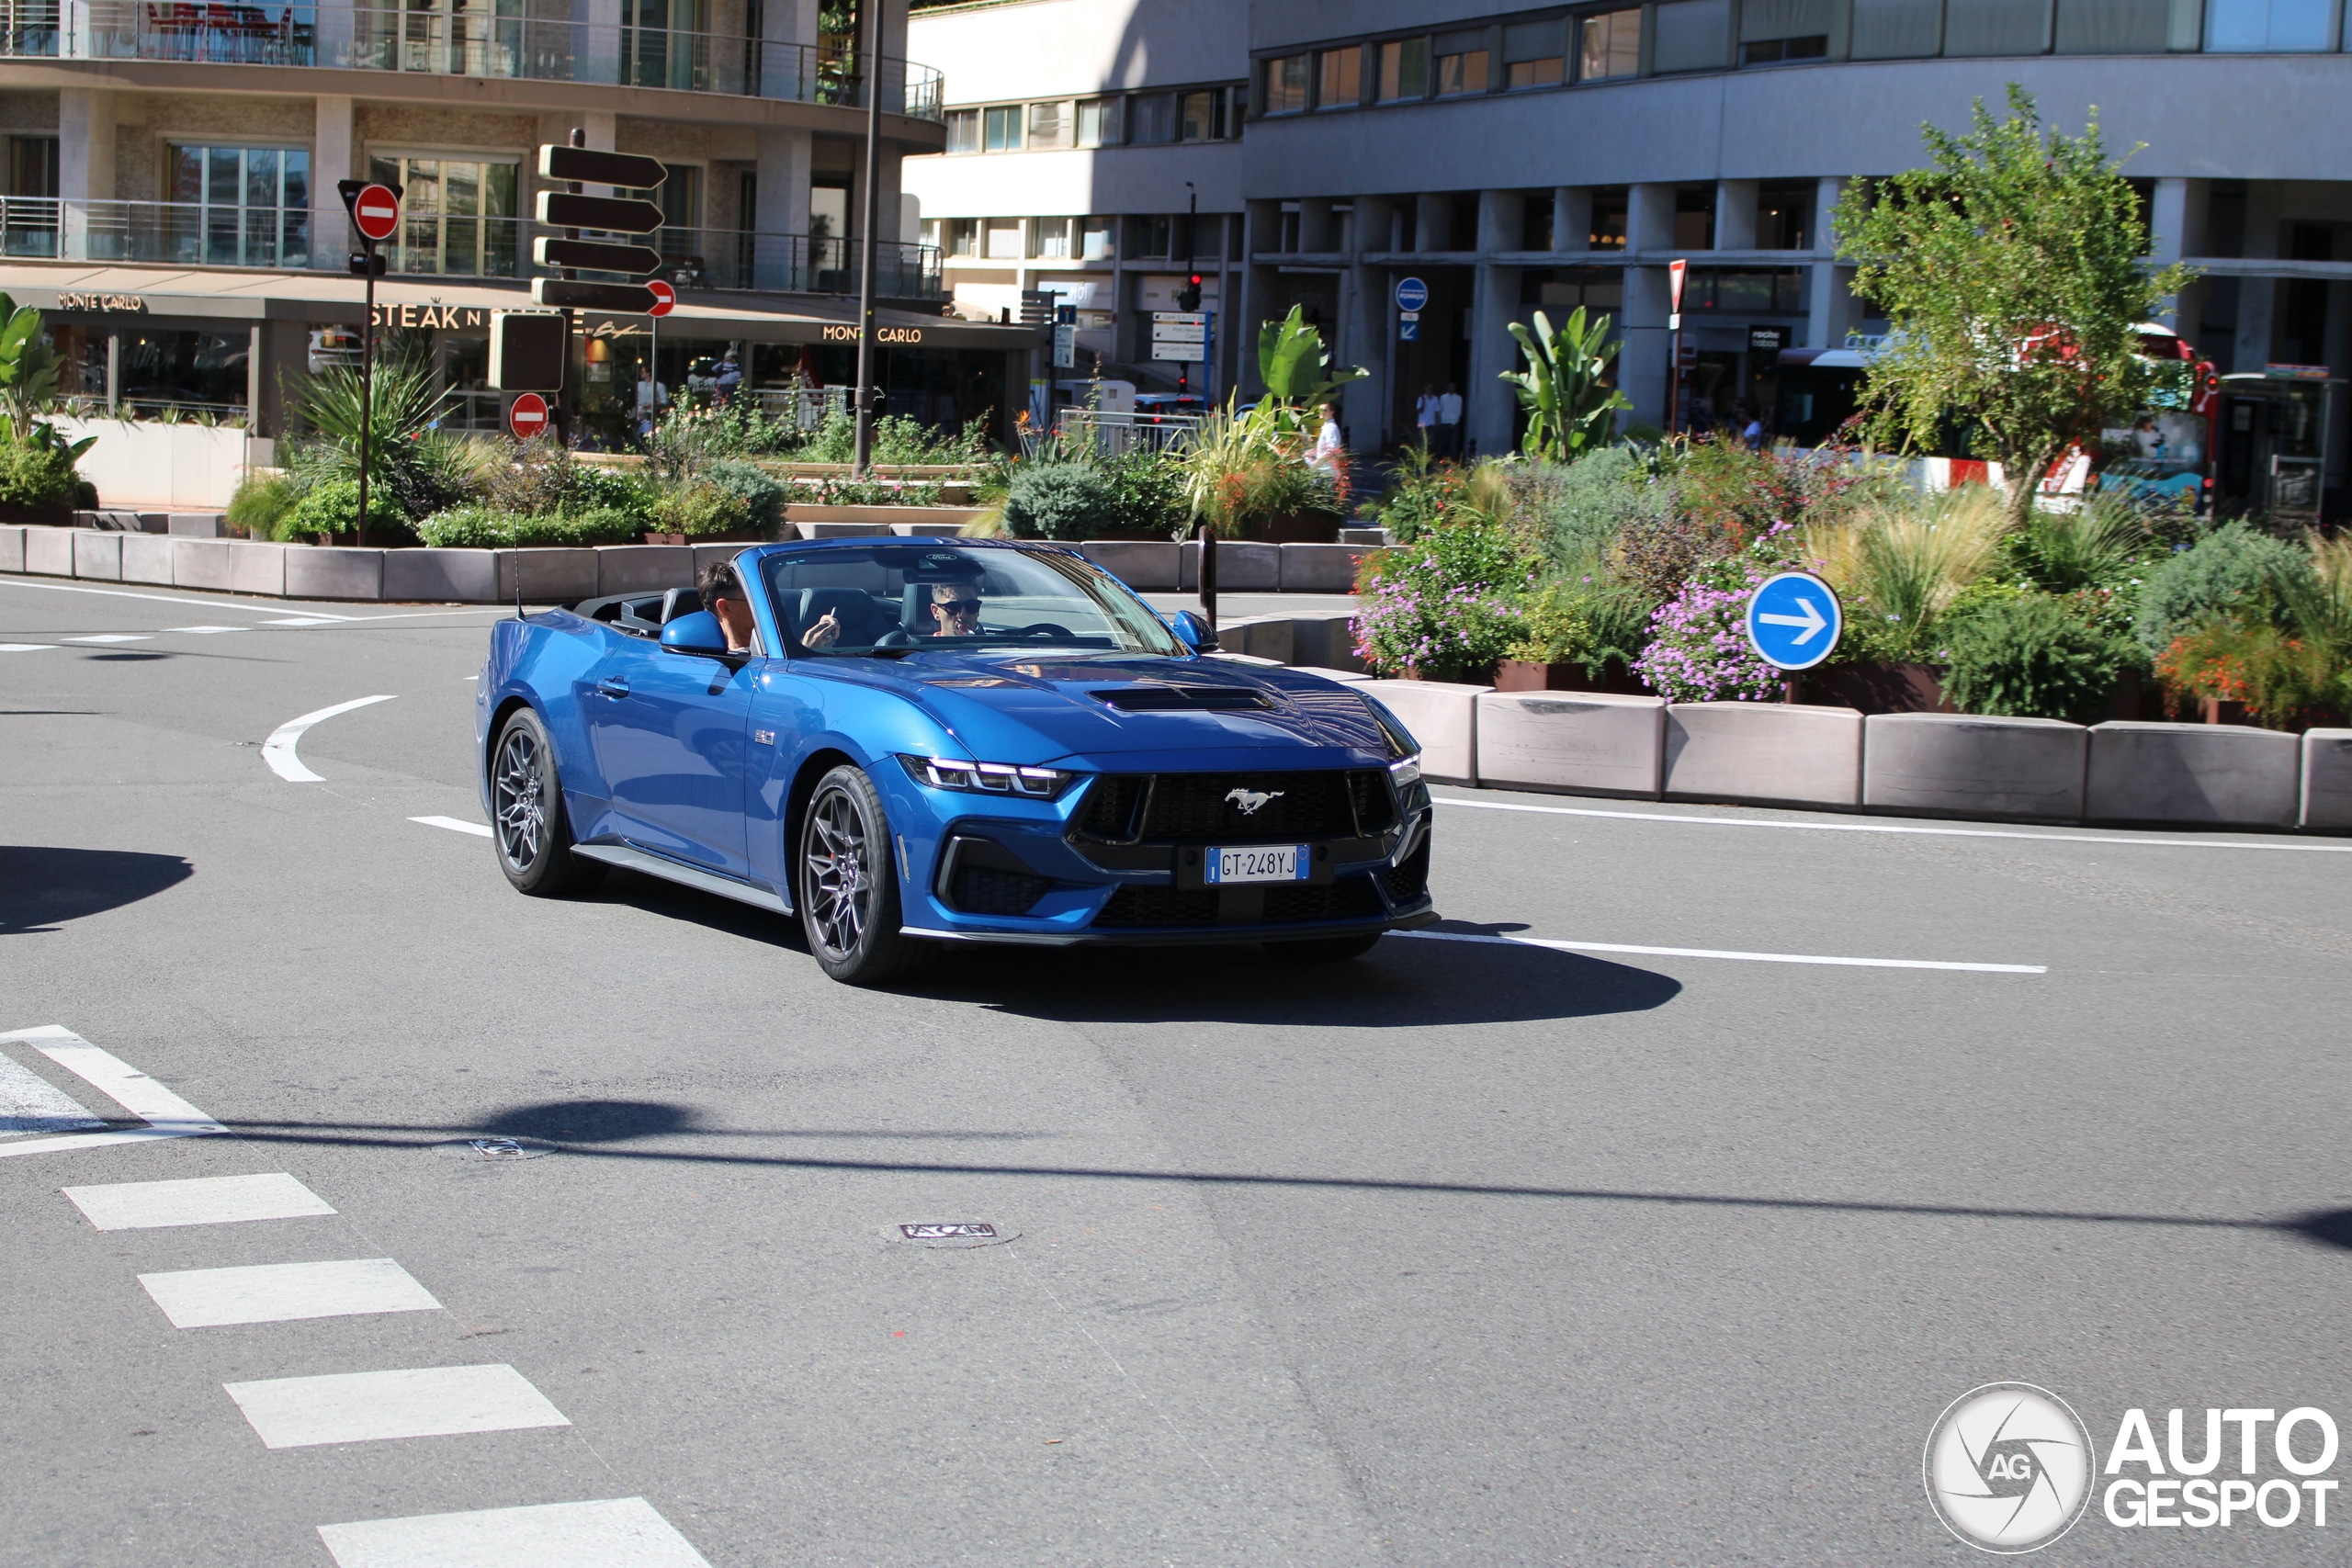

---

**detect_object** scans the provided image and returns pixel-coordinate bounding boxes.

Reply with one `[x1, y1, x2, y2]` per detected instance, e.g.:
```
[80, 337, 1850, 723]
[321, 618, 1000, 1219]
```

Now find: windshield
[759, 543, 1186, 658]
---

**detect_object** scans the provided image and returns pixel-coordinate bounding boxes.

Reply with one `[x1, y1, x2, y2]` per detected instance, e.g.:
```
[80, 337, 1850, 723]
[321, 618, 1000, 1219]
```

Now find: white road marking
[165, 625, 248, 635]
[317, 1497, 715, 1568]
[1397, 929, 2046, 975]
[412, 815, 492, 838]
[264, 617, 340, 626]
[141, 1258, 442, 1328]
[0, 642, 51, 651]
[63, 1172, 336, 1231]
[224, 1364, 570, 1449]
[1433, 794, 2352, 853]
[0, 1026, 226, 1157]
[62, 634, 152, 644]
[265, 694, 397, 783]
[0, 1054, 107, 1136]
[0, 579, 359, 617]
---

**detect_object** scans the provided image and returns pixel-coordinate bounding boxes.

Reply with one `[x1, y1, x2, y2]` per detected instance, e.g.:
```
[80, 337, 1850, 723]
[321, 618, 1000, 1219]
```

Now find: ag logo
[1924, 1382, 2096, 1553]
[1224, 787, 1283, 816]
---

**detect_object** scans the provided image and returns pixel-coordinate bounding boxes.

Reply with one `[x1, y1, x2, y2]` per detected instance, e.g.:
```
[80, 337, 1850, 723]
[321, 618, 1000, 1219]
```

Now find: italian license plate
[1206, 844, 1308, 885]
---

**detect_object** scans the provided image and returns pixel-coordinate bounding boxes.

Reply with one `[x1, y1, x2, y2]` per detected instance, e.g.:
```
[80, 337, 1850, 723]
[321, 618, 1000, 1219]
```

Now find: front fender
[477, 615, 611, 820]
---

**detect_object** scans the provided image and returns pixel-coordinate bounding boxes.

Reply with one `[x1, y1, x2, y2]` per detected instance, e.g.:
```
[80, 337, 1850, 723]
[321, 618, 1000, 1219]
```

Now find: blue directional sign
[1398, 321, 1419, 341]
[1395, 276, 1429, 312]
[1745, 570, 1843, 671]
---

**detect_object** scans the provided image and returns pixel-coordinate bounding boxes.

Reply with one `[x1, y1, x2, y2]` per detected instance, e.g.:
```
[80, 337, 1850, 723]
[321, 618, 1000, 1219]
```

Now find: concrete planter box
[1355, 678, 1491, 784]
[384, 547, 498, 603]
[784, 505, 981, 529]
[791, 519, 894, 537]
[1080, 540, 1181, 591]
[72, 529, 122, 581]
[2085, 721, 2301, 828]
[1477, 691, 1667, 799]
[1179, 540, 1279, 592]
[1862, 713, 2088, 823]
[24, 525, 73, 576]
[693, 543, 753, 579]
[0, 525, 22, 573]
[227, 540, 286, 597]
[2301, 729, 2352, 832]
[121, 533, 177, 585]
[594, 545, 695, 596]
[286, 547, 385, 602]
[1279, 542, 1384, 592]
[172, 537, 233, 591]
[1222, 616, 1295, 663]
[887, 518, 975, 536]
[496, 548, 597, 604]
[167, 513, 227, 536]
[1286, 612, 1363, 671]
[1665, 703, 1863, 808]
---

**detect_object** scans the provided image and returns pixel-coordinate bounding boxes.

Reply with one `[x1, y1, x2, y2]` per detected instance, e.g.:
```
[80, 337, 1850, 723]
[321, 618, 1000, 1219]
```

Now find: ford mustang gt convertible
[475, 537, 1436, 984]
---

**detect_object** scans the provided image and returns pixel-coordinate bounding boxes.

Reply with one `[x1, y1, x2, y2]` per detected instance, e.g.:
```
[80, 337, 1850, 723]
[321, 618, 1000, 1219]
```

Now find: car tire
[799, 764, 935, 987]
[1263, 931, 1384, 964]
[490, 708, 605, 897]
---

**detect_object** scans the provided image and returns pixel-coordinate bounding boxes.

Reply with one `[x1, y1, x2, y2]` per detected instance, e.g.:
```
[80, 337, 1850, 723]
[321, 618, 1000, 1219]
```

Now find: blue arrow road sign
[1395, 276, 1429, 312]
[1745, 571, 1843, 671]
[1399, 321, 1419, 341]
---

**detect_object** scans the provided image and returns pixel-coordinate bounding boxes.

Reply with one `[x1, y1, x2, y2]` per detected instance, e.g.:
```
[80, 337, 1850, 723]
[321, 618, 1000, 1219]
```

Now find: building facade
[0, 0, 1034, 458]
[909, 0, 2352, 503]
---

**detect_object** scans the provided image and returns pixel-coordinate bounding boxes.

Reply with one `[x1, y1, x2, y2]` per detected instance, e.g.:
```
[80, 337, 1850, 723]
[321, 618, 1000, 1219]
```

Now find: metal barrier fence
[1054, 408, 1204, 457]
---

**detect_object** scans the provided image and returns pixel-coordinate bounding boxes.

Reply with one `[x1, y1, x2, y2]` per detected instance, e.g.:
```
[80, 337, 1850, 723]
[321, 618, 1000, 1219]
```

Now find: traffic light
[1176, 274, 1203, 312]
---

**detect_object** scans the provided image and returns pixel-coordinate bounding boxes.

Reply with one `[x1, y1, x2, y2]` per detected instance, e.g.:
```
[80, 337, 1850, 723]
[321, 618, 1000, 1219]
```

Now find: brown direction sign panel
[537, 145, 667, 190]
[531, 277, 659, 312]
[532, 236, 664, 276]
[535, 191, 664, 234]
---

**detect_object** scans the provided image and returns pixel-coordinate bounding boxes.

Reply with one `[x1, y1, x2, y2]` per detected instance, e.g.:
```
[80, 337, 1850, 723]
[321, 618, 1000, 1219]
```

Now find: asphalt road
[4, 571, 2348, 1567]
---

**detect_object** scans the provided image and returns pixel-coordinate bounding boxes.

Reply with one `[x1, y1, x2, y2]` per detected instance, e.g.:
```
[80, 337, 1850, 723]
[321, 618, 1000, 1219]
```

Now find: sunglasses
[938, 598, 981, 615]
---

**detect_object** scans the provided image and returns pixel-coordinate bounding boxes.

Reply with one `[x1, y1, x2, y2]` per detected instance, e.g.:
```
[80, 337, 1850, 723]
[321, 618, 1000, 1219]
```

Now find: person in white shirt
[1436, 383, 1464, 458]
[634, 365, 668, 443]
[1415, 385, 1440, 450]
[1308, 402, 1343, 472]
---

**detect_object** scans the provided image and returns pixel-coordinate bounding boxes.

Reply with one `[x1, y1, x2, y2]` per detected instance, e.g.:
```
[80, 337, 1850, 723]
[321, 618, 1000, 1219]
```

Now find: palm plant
[285, 357, 474, 528]
[1253, 306, 1364, 434]
[1500, 307, 1630, 460]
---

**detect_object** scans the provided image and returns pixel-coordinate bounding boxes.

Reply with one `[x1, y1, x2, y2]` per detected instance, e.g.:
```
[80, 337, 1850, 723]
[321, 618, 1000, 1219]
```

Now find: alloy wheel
[493, 727, 546, 871]
[805, 787, 871, 958]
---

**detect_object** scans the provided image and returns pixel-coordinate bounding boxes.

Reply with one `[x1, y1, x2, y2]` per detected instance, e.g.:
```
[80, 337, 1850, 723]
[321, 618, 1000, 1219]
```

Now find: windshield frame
[756, 540, 1189, 660]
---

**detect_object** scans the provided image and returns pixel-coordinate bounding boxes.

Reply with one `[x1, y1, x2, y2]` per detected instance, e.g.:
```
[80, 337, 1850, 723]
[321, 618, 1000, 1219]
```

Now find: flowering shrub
[1630, 523, 1804, 702]
[1352, 514, 1529, 681]
[2155, 619, 2345, 728]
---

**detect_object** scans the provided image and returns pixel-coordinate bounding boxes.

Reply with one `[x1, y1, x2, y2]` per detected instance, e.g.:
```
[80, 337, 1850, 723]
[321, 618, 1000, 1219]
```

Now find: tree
[1833, 85, 2193, 528]
[1500, 306, 1631, 460]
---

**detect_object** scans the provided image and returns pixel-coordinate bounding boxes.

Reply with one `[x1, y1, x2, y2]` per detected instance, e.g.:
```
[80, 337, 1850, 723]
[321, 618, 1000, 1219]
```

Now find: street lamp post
[850, 0, 884, 479]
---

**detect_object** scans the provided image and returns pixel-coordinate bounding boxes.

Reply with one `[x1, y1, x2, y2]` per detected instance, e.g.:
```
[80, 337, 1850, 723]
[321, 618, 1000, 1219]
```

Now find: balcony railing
[5, 3, 944, 118]
[1, 197, 946, 299]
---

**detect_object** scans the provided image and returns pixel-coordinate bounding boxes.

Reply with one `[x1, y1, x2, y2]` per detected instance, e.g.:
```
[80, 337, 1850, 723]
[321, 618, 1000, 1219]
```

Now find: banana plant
[0, 293, 64, 445]
[1501, 306, 1630, 460]
[1254, 305, 1365, 434]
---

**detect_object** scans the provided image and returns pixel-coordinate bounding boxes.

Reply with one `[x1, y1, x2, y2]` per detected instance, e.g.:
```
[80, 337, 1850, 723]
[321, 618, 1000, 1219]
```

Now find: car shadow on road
[0, 845, 194, 934]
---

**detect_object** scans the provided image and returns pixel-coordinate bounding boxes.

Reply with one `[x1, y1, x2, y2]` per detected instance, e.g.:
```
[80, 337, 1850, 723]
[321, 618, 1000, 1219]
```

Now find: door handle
[597, 678, 630, 698]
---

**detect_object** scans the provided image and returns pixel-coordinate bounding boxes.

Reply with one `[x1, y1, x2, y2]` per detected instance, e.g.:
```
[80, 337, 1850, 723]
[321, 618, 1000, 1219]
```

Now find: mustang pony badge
[1225, 787, 1284, 816]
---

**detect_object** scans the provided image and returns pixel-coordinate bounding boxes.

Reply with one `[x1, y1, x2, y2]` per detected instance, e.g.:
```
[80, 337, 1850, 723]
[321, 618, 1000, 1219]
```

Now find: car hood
[831, 649, 1393, 767]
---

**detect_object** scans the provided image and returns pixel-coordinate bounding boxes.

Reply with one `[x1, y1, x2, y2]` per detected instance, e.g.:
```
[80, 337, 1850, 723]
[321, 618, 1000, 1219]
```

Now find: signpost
[507, 392, 550, 440]
[1052, 303, 1075, 370]
[337, 178, 402, 547]
[514, 131, 667, 445]
[1395, 276, 1429, 312]
[1668, 258, 1689, 435]
[1745, 571, 1843, 682]
[1150, 310, 1207, 362]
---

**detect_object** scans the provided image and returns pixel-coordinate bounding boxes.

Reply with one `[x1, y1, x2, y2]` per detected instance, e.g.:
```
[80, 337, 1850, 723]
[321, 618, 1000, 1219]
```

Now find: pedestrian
[715, 348, 743, 406]
[1437, 382, 1464, 458]
[1308, 401, 1343, 473]
[1741, 405, 1766, 452]
[1415, 384, 1440, 451]
[635, 362, 668, 444]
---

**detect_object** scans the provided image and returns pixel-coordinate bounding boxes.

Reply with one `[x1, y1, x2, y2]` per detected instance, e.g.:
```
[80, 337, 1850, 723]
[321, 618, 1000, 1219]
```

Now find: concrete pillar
[1620, 183, 1678, 429]
[1469, 190, 1520, 455]
[1415, 192, 1449, 253]
[58, 89, 115, 261]
[1807, 175, 1857, 350]
[311, 96, 355, 272]
[585, 0, 623, 85]
[1714, 179, 1758, 253]
[755, 127, 812, 287]
[1239, 200, 1283, 396]
[2147, 175, 2204, 330]
[1349, 195, 1395, 446]
[1554, 186, 1591, 255]
[1298, 197, 1337, 254]
[2234, 182, 2282, 372]
[581, 112, 617, 153]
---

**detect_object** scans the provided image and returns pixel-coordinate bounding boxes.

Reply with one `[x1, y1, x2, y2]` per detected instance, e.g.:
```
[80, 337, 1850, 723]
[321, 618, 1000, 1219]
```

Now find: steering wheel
[874, 629, 916, 649]
[1012, 623, 1074, 640]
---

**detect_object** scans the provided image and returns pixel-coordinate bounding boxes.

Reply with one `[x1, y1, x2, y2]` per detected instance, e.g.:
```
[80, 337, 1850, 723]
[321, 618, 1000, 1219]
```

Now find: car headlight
[899, 754, 1080, 800]
[1389, 755, 1422, 791]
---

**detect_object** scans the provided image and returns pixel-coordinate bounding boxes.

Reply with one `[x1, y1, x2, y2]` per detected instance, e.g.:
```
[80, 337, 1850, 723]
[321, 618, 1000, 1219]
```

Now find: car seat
[660, 587, 701, 623]
[790, 587, 892, 648]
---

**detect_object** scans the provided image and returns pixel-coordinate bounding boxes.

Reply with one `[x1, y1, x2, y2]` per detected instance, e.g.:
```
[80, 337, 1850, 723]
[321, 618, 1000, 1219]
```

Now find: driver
[697, 559, 756, 652]
[928, 581, 983, 637]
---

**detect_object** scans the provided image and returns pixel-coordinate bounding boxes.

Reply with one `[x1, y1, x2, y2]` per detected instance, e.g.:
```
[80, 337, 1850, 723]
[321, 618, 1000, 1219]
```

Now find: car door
[580, 637, 755, 876]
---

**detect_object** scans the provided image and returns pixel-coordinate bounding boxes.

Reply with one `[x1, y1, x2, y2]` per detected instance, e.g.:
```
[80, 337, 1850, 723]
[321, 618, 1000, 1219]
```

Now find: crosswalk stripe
[62, 634, 153, 644]
[141, 1258, 442, 1328]
[164, 626, 248, 634]
[411, 815, 493, 838]
[63, 1172, 337, 1230]
[317, 1497, 714, 1568]
[0, 1053, 107, 1136]
[0, 1027, 225, 1156]
[225, 1364, 570, 1449]
[0, 642, 52, 652]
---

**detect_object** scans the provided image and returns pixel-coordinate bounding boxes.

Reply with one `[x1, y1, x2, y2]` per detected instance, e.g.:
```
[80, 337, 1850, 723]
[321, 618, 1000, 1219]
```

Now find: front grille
[948, 865, 1054, 917]
[1091, 874, 1384, 929]
[1077, 770, 1394, 842]
[1381, 836, 1430, 902]
[1264, 875, 1384, 923]
[1092, 886, 1222, 927]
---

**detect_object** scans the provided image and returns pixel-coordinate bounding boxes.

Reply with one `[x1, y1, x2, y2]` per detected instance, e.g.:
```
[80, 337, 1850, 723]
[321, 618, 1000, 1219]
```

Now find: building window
[2055, 0, 2174, 51]
[1377, 38, 1430, 99]
[1742, 34, 1827, 62]
[1081, 216, 1115, 259]
[1127, 92, 1176, 143]
[1126, 214, 1173, 257]
[1688, 269, 1808, 313]
[1263, 52, 1310, 114]
[1435, 35, 1490, 95]
[1521, 193, 1553, 250]
[1509, 55, 1566, 86]
[1589, 189, 1629, 249]
[1028, 216, 1072, 259]
[1504, 20, 1565, 86]
[1180, 90, 1219, 141]
[368, 153, 512, 276]
[1758, 186, 1811, 249]
[170, 144, 311, 269]
[984, 217, 1023, 259]
[1577, 10, 1641, 78]
[1653, 0, 1733, 73]
[1076, 97, 1121, 147]
[944, 218, 978, 258]
[944, 108, 979, 153]
[2203, 0, 2335, 50]
[1028, 101, 1072, 149]
[9, 135, 57, 197]
[1942, 0, 2060, 53]
[983, 105, 1023, 152]
[1317, 46, 1361, 107]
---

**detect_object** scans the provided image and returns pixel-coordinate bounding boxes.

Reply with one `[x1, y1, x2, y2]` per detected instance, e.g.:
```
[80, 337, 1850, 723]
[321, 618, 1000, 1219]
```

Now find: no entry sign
[507, 392, 550, 440]
[645, 279, 676, 318]
[352, 183, 401, 243]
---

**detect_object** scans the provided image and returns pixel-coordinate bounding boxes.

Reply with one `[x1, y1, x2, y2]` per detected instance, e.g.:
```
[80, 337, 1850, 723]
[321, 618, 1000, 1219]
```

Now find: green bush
[1101, 446, 1189, 536]
[1001, 461, 1123, 540]
[705, 459, 786, 535]
[2132, 521, 2309, 658]
[0, 430, 79, 507]
[277, 478, 408, 542]
[413, 504, 642, 547]
[228, 469, 302, 536]
[650, 482, 752, 538]
[1502, 582, 1594, 665]
[1941, 594, 2133, 724]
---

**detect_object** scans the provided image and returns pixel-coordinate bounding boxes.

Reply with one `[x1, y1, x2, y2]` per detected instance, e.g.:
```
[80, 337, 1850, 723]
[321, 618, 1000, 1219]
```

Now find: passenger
[696, 560, 757, 652]
[928, 581, 984, 636]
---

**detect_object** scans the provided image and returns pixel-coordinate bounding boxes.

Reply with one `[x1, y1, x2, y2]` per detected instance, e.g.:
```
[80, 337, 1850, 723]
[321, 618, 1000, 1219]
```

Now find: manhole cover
[890, 1222, 1017, 1249]
[431, 1137, 558, 1161]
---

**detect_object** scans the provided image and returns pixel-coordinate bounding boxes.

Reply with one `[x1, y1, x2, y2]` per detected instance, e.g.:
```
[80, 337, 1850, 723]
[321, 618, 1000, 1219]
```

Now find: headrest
[660, 586, 701, 623]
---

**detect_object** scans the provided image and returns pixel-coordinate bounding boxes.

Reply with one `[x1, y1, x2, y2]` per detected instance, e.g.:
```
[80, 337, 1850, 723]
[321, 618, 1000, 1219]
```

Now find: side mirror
[658, 609, 731, 657]
[1167, 610, 1218, 654]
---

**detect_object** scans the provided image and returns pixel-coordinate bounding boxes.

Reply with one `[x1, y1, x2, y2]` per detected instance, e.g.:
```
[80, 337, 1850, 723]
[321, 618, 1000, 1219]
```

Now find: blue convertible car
[475, 537, 1435, 984]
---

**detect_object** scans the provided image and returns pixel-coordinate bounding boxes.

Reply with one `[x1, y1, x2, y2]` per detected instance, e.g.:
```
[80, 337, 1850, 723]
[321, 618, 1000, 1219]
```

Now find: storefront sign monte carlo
[821, 323, 924, 344]
[56, 293, 147, 312]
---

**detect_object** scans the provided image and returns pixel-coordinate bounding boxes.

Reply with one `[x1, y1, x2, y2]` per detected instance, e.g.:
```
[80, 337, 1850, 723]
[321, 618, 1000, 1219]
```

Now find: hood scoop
[1092, 685, 1273, 713]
